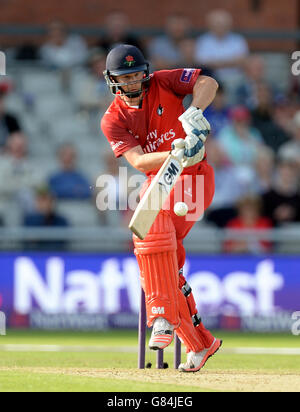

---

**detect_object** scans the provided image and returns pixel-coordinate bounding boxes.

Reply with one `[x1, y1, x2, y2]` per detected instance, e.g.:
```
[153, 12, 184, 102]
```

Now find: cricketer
[101, 44, 222, 372]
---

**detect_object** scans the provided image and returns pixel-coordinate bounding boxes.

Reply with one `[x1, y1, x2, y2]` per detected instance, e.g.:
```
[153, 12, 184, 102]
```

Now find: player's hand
[171, 138, 185, 162]
[178, 106, 210, 143]
[181, 135, 205, 168]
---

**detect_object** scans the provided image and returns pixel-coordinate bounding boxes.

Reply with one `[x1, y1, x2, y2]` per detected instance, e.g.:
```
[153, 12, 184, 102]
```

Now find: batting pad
[133, 211, 180, 328]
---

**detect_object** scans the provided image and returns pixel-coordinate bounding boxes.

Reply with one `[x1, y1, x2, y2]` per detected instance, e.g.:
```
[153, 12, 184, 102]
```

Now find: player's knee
[133, 211, 177, 254]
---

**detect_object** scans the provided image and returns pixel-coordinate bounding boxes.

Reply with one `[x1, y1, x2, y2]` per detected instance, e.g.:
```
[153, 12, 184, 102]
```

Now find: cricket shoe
[178, 338, 222, 372]
[149, 317, 175, 350]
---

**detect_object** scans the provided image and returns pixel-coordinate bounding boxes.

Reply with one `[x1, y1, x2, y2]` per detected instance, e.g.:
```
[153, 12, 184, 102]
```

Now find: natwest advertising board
[0, 253, 299, 331]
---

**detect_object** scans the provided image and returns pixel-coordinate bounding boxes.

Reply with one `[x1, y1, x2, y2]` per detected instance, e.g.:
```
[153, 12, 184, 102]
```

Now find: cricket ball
[174, 202, 188, 217]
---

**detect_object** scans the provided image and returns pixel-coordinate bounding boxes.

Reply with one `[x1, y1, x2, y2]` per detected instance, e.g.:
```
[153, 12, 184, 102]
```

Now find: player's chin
[129, 91, 142, 98]
[126, 96, 142, 104]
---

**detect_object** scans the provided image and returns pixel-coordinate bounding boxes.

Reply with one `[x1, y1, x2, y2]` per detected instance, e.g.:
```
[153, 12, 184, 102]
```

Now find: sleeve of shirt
[101, 113, 140, 158]
[155, 68, 201, 97]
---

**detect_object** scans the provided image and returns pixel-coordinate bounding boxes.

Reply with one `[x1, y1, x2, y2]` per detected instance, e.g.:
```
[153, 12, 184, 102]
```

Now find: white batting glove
[171, 137, 205, 168]
[171, 138, 185, 162]
[182, 135, 205, 168]
[178, 106, 210, 143]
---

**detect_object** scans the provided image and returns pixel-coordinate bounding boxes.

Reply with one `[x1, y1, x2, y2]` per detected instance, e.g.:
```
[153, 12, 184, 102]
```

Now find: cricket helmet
[103, 44, 150, 98]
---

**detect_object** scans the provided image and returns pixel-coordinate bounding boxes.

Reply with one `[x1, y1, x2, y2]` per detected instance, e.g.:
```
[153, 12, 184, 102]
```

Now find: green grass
[0, 329, 299, 392]
[1, 329, 139, 346]
[0, 371, 206, 392]
[2, 329, 300, 347]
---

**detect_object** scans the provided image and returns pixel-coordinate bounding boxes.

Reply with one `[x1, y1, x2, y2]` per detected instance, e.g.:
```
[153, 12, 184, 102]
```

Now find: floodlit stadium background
[0, 0, 299, 335]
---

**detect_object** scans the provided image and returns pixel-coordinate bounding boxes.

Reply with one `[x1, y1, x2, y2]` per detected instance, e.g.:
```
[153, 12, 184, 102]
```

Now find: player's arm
[191, 75, 219, 111]
[123, 138, 202, 173]
[123, 145, 170, 174]
[179, 75, 218, 142]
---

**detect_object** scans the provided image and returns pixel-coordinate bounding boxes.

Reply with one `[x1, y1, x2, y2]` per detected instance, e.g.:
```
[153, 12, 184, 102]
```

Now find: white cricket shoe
[178, 338, 222, 372]
[149, 317, 174, 350]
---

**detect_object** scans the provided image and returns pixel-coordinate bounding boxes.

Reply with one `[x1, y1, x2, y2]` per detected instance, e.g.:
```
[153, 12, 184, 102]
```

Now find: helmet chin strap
[118, 87, 143, 99]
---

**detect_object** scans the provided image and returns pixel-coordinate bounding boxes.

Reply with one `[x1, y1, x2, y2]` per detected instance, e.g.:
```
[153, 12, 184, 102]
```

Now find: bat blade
[129, 154, 183, 239]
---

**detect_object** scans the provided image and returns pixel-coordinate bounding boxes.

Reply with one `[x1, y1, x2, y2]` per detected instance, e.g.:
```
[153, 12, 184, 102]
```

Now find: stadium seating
[1, 57, 298, 253]
[56, 200, 101, 227]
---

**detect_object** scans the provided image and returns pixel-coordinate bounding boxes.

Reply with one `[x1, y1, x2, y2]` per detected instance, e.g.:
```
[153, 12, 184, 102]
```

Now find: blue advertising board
[0, 253, 299, 331]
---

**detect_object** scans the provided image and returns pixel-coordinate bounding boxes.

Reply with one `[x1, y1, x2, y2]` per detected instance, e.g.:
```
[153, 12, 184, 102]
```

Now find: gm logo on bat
[0, 51, 6, 75]
[163, 161, 180, 186]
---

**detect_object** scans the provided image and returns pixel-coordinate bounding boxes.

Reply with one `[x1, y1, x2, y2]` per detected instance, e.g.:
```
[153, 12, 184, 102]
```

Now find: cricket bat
[129, 154, 183, 239]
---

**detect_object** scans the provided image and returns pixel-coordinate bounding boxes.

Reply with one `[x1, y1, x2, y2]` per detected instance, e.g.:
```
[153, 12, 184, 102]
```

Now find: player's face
[115, 71, 144, 104]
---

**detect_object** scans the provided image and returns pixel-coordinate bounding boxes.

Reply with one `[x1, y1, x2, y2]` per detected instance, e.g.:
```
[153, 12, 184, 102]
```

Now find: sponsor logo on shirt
[144, 128, 176, 153]
[180, 68, 195, 83]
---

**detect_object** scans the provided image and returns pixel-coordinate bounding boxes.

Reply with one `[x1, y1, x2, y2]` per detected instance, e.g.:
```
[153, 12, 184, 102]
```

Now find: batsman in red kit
[101, 44, 222, 372]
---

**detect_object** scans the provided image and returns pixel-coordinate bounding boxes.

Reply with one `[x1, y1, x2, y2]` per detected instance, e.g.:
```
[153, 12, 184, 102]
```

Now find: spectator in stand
[194, 9, 248, 101]
[251, 82, 291, 153]
[14, 43, 39, 61]
[235, 54, 269, 109]
[217, 105, 263, 169]
[0, 83, 21, 148]
[73, 48, 113, 115]
[204, 83, 231, 136]
[205, 139, 247, 227]
[147, 14, 193, 70]
[253, 145, 276, 195]
[23, 186, 69, 251]
[207, 143, 276, 229]
[176, 37, 213, 78]
[0, 132, 43, 213]
[177, 38, 197, 67]
[278, 110, 300, 170]
[224, 194, 273, 254]
[97, 10, 145, 54]
[273, 97, 298, 138]
[48, 143, 91, 200]
[40, 20, 88, 69]
[287, 75, 300, 108]
[262, 160, 300, 226]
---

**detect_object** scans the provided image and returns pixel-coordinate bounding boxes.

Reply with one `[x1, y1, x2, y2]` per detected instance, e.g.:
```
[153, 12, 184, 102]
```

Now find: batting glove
[171, 138, 185, 162]
[178, 106, 210, 143]
[171, 136, 205, 168]
[182, 135, 205, 168]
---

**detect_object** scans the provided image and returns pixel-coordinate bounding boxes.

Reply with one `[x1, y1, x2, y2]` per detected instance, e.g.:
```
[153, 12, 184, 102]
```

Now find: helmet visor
[108, 64, 148, 77]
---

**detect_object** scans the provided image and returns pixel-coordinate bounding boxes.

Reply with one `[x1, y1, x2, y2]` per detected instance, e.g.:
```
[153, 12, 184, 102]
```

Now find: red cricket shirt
[101, 68, 215, 266]
[101, 68, 207, 176]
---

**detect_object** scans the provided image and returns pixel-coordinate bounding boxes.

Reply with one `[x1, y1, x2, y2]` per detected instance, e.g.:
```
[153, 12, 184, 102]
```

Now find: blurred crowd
[0, 9, 300, 253]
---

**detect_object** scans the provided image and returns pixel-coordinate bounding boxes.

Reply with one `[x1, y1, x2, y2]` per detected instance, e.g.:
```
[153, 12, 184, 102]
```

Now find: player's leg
[133, 210, 180, 350]
[177, 269, 222, 371]
[175, 285, 206, 353]
[179, 269, 215, 348]
[172, 164, 222, 371]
